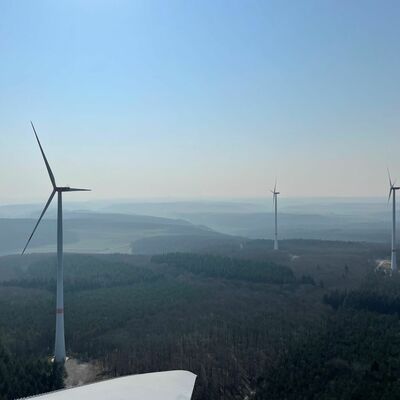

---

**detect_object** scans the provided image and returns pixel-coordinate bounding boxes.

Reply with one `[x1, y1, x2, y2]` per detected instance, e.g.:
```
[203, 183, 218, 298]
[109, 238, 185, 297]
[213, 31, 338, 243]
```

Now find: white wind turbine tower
[22, 122, 90, 363]
[271, 181, 280, 250]
[388, 169, 399, 273]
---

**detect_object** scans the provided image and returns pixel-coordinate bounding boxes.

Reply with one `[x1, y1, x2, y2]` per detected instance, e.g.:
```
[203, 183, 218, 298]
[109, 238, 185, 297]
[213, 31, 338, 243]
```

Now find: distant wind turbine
[271, 180, 280, 251]
[388, 169, 399, 273]
[22, 122, 90, 363]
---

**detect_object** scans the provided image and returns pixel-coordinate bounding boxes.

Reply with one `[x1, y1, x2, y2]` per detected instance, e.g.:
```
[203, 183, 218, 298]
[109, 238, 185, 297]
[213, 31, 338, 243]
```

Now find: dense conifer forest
[0, 240, 399, 399]
[0, 339, 63, 399]
[255, 274, 400, 399]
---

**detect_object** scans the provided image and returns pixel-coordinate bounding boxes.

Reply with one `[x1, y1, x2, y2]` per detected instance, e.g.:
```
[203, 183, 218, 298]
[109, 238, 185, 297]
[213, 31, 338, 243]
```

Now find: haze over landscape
[1, 1, 400, 400]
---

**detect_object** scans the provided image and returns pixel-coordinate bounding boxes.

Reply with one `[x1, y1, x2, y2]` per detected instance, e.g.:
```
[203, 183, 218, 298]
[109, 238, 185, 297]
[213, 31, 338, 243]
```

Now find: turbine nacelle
[388, 169, 400, 202]
[270, 179, 280, 197]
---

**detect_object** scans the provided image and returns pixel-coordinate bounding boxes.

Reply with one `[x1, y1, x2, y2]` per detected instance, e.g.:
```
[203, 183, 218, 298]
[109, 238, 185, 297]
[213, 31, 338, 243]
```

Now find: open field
[0, 212, 233, 255]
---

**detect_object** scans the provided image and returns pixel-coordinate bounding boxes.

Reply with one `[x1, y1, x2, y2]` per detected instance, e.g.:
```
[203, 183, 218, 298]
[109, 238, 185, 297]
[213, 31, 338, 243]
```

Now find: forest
[0, 339, 63, 400]
[0, 239, 399, 399]
[255, 273, 400, 399]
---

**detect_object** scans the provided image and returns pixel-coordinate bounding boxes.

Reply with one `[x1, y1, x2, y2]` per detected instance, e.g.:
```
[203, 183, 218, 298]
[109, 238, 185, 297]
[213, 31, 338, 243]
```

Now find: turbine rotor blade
[31, 122, 56, 188]
[388, 168, 393, 188]
[22, 190, 56, 255]
[64, 188, 91, 192]
[274, 179, 277, 193]
[389, 187, 395, 204]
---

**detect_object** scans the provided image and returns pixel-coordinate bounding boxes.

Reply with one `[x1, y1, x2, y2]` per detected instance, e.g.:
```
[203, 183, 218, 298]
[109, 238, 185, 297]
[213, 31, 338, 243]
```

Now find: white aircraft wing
[23, 370, 196, 400]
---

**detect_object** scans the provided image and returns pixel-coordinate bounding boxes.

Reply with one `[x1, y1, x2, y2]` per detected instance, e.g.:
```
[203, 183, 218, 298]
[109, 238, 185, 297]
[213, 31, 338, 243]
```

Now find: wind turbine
[22, 122, 90, 363]
[388, 169, 399, 273]
[271, 180, 280, 251]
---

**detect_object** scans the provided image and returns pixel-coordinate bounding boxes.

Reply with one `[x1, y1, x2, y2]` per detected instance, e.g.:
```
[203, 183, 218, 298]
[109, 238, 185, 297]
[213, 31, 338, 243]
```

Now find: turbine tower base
[391, 250, 397, 273]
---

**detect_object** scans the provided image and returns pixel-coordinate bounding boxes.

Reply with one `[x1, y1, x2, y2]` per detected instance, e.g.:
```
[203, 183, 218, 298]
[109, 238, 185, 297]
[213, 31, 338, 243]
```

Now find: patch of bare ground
[64, 358, 104, 388]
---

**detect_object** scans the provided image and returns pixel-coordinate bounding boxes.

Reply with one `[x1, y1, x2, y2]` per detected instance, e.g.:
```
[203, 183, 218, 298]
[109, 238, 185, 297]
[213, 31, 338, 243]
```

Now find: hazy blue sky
[0, 0, 399, 202]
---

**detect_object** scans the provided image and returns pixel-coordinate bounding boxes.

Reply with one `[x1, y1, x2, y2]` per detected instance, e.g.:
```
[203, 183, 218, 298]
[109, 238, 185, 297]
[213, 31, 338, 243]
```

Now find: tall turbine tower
[22, 122, 90, 363]
[388, 170, 399, 273]
[271, 181, 280, 251]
